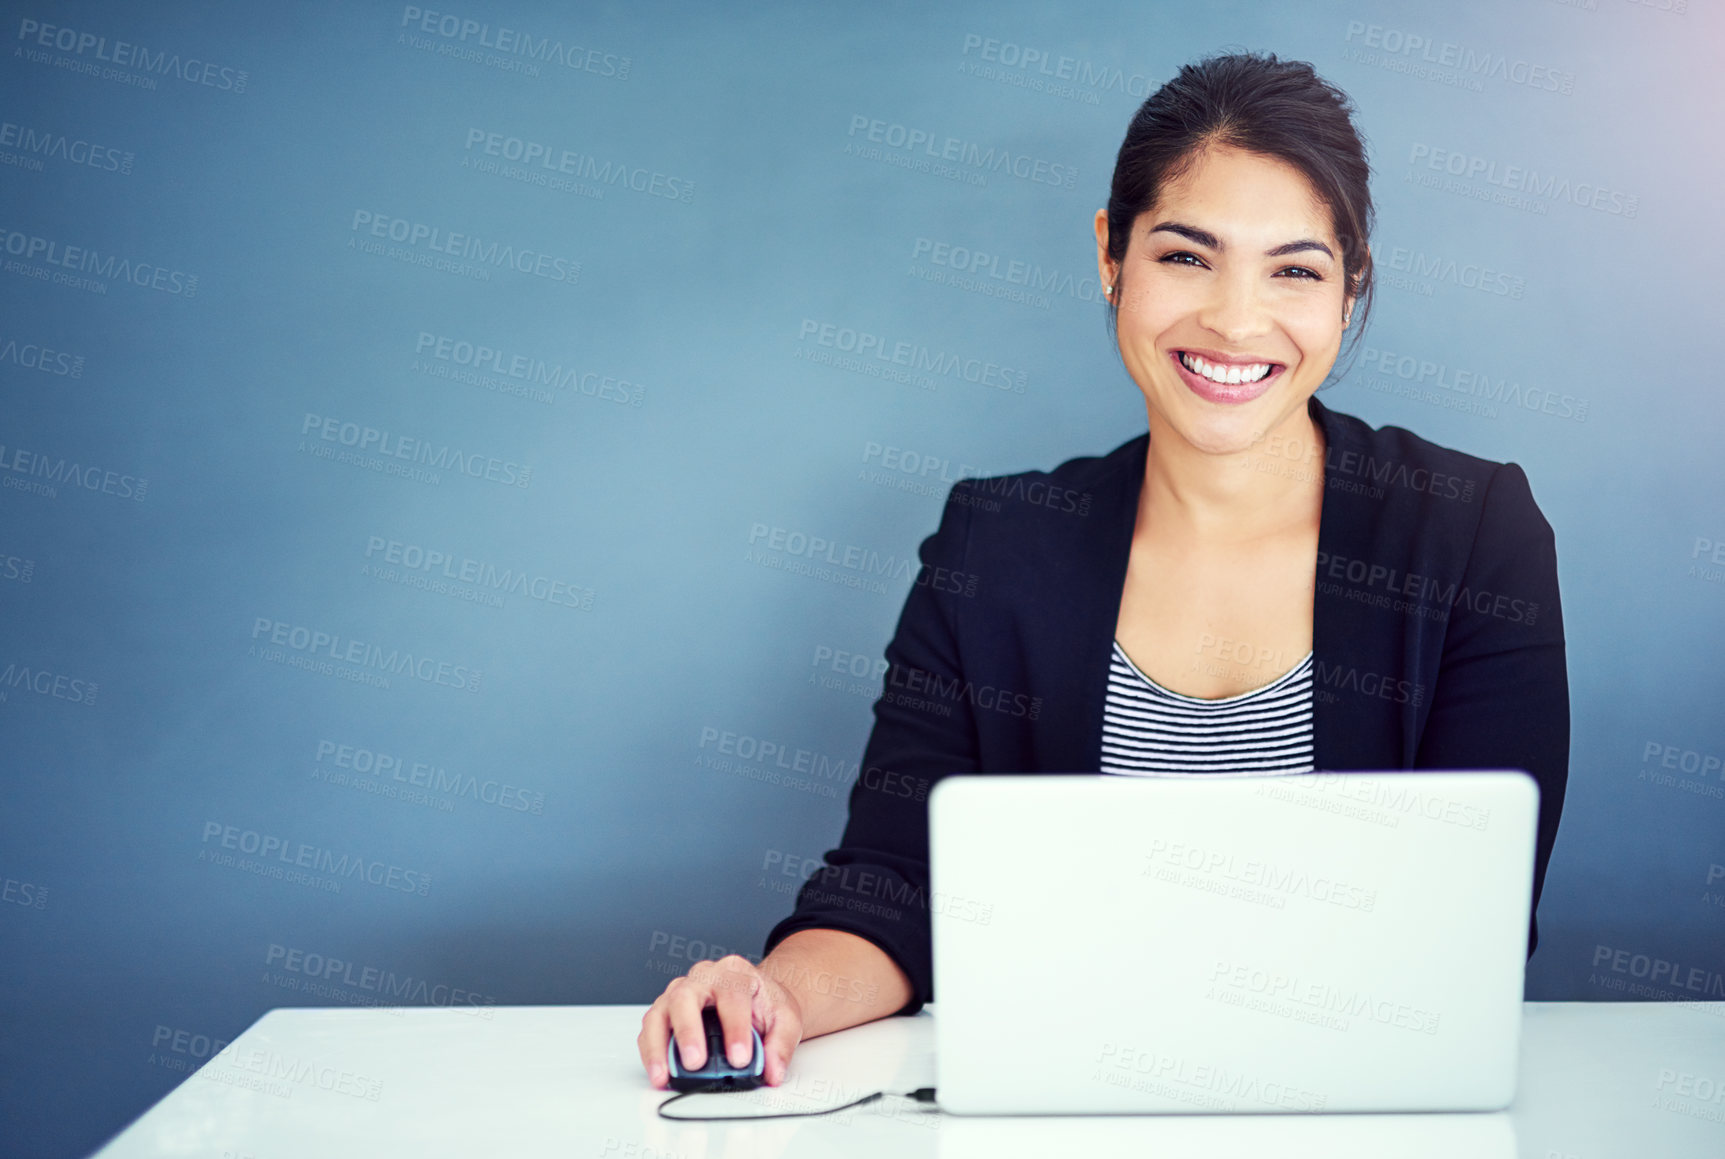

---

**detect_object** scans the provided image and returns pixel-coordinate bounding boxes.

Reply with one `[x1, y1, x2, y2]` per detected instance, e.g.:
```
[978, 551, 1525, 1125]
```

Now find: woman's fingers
[758, 998, 803, 1086]
[636, 990, 673, 1087]
[706, 956, 761, 1069]
[663, 976, 712, 1070]
[638, 956, 802, 1087]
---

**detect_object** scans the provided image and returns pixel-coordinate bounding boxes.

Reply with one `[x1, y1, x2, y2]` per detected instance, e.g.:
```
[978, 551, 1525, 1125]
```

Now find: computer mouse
[667, 1006, 765, 1092]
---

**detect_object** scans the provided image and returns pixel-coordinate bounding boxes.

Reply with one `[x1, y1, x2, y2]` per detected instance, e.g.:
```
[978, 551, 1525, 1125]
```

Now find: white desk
[92, 1002, 1725, 1158]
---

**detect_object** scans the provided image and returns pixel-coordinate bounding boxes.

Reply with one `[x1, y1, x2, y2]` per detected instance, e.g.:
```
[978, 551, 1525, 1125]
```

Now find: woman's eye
[1158, 253, 1322, 281]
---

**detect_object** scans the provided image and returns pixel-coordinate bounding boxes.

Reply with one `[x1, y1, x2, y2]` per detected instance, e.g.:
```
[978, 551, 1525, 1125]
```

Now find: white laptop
[927, 770, 1539, 1115]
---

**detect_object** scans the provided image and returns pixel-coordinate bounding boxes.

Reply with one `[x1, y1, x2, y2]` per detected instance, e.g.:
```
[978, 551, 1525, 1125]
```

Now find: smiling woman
[1104, 145, 1353, 447]
[637, 51, 1569, 1093]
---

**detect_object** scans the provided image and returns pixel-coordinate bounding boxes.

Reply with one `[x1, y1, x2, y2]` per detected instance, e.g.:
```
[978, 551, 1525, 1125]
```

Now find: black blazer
[764, 395, 1569, 1015]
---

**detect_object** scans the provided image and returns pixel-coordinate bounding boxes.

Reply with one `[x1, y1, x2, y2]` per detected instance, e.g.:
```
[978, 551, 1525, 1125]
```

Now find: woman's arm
[761, 481, 985, 1015]
[760, 929, 914, 1037]
[1413, 461, 1569, 955]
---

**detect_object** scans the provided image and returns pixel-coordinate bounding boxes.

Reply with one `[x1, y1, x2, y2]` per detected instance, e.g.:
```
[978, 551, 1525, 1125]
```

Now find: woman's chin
[1154, 398, 1276, 458]
[1151, 379, 1316, 459]
[1192, 429, 1270, 459]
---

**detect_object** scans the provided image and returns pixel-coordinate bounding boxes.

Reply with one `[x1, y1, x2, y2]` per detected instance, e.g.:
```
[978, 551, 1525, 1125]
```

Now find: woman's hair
[1106, 51, 1375, 367]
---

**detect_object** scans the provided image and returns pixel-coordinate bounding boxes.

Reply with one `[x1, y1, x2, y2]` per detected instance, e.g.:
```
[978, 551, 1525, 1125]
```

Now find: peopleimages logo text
[847, 114, 1077, 188]
[300, 413, 531, 488]
[0, 120, 133, 173]
[350, 211, 579, 283]
[463, 130, 691, 201]
[15, 18, 249, 91]
[364, 535, 592, 610]
[959, 33, 1155, 97]
[0, 227, 197, 295]
[1342, 21, 1575, 94]
[399, 7, 630, 78]
[0, 335, 85, 377]
[0, 660, 96, 705]
[0, 440, 147, 500]
[200, 822, 432, 896]
[250, 617, 482, 692]
[414, 333, 643, 406]
[1406, 144, 1636, 218]
[265, 944, 495, 1011]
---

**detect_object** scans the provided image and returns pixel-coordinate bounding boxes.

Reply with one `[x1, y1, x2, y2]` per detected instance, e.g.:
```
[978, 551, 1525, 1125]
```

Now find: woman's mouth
[1172, 350, 1285, 404]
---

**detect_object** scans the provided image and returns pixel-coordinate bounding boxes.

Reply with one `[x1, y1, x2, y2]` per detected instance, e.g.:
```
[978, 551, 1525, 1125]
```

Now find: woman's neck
[1136, 406, 1326, 545]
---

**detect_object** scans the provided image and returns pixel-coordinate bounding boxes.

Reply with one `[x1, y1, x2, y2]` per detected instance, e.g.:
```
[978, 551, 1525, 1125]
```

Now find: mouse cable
[656, 1086, 937, 1121]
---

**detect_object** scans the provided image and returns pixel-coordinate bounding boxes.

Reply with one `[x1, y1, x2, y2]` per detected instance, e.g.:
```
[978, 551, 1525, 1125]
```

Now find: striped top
[1099, 641, 1315, 775]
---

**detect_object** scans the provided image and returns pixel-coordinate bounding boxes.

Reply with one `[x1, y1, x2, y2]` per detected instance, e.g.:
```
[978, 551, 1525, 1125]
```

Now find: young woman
[638, 51, 1567, 1090]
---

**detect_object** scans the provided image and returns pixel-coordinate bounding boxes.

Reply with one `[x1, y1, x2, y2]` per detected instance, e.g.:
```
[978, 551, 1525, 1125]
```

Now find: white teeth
[1179, 352, 1271, 385]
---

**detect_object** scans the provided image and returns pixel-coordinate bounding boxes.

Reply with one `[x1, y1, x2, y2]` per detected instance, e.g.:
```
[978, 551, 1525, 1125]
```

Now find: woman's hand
[637, 954, 803, 1088]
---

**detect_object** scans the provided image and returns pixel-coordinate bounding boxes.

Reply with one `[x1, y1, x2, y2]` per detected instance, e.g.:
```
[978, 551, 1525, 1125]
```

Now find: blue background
[2, 1, 1722, 1154]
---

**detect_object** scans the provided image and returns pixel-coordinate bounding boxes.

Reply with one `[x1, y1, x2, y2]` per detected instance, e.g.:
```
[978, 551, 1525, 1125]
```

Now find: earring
[1104, 284, 1113, 297]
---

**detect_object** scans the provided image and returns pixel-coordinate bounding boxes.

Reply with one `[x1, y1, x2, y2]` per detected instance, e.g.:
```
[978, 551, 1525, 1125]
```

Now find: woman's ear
[1344, 242, 1371, 326]
[1093, 209, 1115, 300]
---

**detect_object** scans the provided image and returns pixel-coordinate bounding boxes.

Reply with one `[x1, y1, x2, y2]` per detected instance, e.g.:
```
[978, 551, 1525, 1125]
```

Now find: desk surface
[93, 1001, 1725, 1158]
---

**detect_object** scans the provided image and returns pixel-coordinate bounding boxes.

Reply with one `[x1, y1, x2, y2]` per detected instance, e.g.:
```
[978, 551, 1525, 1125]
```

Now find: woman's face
[1094, 144, 1356, 458]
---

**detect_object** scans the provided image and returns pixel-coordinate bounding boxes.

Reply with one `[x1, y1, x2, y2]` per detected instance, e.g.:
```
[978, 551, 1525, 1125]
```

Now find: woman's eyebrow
[1267, 238, 1334, 259]
[1148, 221, 1219, 248]
[1149, 221, 1334, 260]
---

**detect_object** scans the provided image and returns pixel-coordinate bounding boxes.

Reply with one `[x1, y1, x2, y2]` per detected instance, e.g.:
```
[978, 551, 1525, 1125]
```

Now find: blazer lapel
[1310, 395, 1409, 771]
[1020, 434, 1145, 773]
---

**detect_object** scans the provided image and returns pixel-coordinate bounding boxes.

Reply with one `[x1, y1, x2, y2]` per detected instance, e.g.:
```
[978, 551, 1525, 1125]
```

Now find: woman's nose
[1196, 273, 1271, 345]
